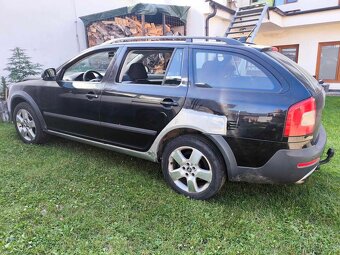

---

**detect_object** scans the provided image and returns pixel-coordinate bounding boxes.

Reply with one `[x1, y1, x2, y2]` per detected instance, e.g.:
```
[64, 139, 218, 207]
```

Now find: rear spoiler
[246, 44, 277, 52]
[260, 46, 278, 52]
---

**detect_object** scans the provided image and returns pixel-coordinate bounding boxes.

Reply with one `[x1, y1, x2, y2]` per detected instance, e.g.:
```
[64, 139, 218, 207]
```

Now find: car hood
[22, 75, 42, 81]
[7, 76, 42, 88]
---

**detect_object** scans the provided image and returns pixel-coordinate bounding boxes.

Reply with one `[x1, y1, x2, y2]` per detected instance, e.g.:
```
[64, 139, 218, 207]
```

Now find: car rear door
[99, 45, 188, 151]
[188, 45, 291, 167]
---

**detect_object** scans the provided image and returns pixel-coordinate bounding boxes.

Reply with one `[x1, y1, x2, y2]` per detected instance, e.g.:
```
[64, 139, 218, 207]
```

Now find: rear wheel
[13, 102, 48, 144]
[161, 134, 226, 200]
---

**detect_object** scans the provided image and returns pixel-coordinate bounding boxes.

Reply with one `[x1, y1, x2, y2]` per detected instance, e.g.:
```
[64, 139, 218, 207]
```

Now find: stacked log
[87, 16, 172, 47]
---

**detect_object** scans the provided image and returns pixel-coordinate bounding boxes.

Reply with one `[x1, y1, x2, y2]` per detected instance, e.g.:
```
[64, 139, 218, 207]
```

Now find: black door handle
[160, 98, 179, 107]
[86, 92, 98, 100]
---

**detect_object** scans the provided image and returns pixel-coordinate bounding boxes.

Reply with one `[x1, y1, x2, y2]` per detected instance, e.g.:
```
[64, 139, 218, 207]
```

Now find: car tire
[161, 134, 226, 200]
[13, 102, 48, 144]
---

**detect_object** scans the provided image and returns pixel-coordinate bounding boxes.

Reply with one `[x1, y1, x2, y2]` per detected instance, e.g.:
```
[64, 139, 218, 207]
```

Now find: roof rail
[101, 36, 244, 46]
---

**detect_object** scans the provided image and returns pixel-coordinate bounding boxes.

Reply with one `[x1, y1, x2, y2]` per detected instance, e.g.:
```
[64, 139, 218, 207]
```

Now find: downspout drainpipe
[72, 0, 81, 52]
[205, 3, 217, 37]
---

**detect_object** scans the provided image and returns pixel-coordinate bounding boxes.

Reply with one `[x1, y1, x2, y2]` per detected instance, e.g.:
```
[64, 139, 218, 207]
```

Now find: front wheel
[13, 102, 48, 144]
[161, 134, 226, 200]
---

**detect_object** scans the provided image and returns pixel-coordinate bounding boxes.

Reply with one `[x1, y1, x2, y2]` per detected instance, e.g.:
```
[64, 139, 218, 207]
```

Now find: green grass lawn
[0, 97, 339, 254]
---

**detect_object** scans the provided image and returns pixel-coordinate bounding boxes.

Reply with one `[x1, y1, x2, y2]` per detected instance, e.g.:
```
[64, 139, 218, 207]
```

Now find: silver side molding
[46, 130, 156, 162]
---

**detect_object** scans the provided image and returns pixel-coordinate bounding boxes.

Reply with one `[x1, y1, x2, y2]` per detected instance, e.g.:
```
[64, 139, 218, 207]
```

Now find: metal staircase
[225, 3, 269, 43]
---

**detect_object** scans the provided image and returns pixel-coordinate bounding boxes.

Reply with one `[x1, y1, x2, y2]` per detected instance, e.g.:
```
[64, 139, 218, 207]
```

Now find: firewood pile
[87, 16, 172, 47]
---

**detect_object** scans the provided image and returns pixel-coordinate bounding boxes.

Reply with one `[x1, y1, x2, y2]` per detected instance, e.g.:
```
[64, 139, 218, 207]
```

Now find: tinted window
[194, 50, 280, 91]
[266, 51, 321, 93]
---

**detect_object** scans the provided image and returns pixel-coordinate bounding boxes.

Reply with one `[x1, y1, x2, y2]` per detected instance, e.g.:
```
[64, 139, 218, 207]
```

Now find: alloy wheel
[16, 109, 36, 142]
[168, 146, 213, 193]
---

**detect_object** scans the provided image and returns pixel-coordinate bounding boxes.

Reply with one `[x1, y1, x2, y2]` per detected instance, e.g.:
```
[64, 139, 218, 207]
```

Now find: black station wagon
[8, 36, 334, 200]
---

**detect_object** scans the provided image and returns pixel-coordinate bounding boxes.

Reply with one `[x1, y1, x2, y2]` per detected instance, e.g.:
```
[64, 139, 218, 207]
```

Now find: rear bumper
[209, 125, 329, 184]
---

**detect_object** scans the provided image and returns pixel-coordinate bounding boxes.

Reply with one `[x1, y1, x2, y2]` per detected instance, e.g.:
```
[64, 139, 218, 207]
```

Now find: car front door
[99, 46, 188, 151]
[40, 48, 119, 139]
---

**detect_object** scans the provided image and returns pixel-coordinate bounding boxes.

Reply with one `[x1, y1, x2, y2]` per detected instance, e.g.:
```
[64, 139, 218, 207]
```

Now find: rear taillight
[284, 97, 316, 137]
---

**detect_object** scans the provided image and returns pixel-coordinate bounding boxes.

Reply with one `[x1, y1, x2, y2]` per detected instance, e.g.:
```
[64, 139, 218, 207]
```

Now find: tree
[4, 47, 43, 83]
[0, 76, 6, 99]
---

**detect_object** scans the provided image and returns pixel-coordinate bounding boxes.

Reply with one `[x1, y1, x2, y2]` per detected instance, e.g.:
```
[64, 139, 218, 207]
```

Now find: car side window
[62, 50, 117, 82]
[117, 48, 179, 85]
[194, 49, 280, 91]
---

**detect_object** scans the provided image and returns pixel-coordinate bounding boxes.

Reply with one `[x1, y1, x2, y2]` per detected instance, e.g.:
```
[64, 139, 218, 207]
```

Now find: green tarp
[79, 3, 190, 27]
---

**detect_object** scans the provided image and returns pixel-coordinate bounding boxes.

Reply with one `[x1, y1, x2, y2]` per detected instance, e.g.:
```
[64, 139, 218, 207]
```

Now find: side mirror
[41, 68, 57, 81]
[318, 79, 325, 85]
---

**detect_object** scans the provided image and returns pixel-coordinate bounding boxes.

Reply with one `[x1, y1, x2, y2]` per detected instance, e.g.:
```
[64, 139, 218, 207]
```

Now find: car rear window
[266, 51, 321, 93]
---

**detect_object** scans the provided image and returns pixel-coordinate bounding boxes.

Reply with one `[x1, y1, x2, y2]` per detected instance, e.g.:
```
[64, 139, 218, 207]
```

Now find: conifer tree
[4, 47, 42, 83]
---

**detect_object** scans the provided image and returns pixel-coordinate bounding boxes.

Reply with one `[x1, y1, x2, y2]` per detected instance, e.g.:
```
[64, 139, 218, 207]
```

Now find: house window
[275, 45, 299, 62]
[250, 0, 272, 4]
[316, 41, 340, 82]
[250, 0, 285, 6]
[285, 0, 298, 3]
